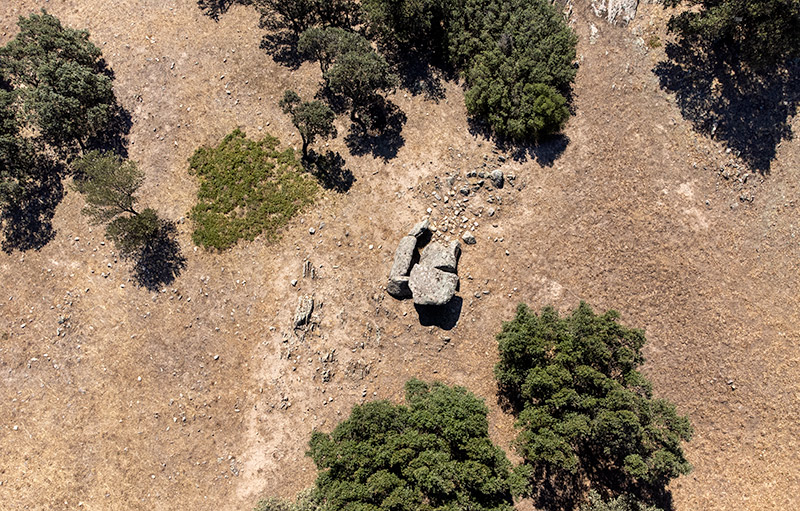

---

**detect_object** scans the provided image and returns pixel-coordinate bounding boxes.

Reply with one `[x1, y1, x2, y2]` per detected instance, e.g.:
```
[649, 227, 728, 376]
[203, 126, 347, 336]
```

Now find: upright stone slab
[387, 235, 417, 298]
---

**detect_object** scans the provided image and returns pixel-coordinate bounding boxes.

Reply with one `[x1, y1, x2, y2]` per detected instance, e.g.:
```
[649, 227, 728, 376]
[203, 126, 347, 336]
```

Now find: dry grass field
[1, 1, 799, 510]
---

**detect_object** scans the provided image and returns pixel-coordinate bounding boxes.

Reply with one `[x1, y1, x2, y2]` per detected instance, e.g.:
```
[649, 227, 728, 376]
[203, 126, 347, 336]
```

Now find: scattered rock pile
[387, 219, 461, 306]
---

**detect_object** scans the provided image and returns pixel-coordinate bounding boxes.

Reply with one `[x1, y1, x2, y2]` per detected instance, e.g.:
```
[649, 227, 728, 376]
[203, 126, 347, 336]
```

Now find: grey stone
[408, 218, 430, 238]
[389, 236, 417, 279]
[419, 241, 461, 273]
[387, 275, 411, 298]
[408, 265, 459, 306]
[489, 169, 504, 188]
[462, 231, 476, 245]
[293, 295, 314, 328]
[591, 0, 638, 24]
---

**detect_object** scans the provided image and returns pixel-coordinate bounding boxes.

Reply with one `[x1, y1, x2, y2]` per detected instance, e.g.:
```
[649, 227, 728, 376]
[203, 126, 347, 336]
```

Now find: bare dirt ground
[1, 1, 799, 510]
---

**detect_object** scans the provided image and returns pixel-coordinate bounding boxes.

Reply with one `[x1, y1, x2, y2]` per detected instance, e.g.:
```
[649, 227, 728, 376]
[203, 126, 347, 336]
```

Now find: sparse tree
[0, 87, 35, 208]
[298, 27, 370, 73]
[0, 10, 115, 153]
[255, 0, 358, 35]
[280, 90, 337, 159]
[323, 49, 397, 129]
[72, 151, 160, 254]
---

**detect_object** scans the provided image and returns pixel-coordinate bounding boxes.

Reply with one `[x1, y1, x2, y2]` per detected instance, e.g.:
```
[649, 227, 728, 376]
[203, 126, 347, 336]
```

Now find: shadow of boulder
[415, 296, 462, 331]
[655, 44, 800, 174]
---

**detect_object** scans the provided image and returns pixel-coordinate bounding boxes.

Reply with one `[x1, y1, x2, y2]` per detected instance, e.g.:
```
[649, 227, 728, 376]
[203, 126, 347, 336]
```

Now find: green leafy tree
[324, 49, 397, 128]
[298, 27, 371, 73]
[361, 0, 452, 51]
[665, 0, 800, 67]
[454, 0, 577, 141]
[72, 151, 160, 254]
[495, 303, 692, 499]
[279, 90, 337, 159]
[0, 10, 115, 152]
[0, 87, 35, 208]
[308, 379, 516, 511]
[580, 491, 663, 511]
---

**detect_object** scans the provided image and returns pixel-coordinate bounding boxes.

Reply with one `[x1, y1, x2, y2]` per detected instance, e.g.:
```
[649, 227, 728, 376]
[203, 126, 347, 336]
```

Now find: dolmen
[387, 218, 461, 306]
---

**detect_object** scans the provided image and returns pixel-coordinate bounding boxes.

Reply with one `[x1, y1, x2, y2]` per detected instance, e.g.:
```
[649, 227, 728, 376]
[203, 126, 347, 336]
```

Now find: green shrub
[188, 129, 317, 250]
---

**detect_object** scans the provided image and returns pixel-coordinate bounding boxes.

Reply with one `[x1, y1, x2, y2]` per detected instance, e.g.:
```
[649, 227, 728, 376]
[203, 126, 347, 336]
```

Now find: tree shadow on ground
[307, 149, 355, 193]
[197, 0, 250, 20]
[344, 96, 406, 160]
[467, 117, 570, 166]
[654, 43, 800, 174]
[259, 30, 304, 70]
[383, 49, 450, 103]
[86, 104, 133, 159]
[415, 296, 462, 330]
[130, 220, 186, 291]
[1, 158, 64, 253]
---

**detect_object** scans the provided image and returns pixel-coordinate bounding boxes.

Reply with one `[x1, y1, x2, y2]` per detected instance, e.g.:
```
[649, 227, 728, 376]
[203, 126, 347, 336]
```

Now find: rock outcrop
[591, 0, 638, 25]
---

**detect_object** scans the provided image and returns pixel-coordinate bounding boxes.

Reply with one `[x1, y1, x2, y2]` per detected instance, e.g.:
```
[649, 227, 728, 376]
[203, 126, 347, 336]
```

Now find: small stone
[462, 232, 476, 245]
[489, 170, 504, 188]
[291, 279, 298, 287]
[408, 218, 430, 238]
[309, 227, 316, 234]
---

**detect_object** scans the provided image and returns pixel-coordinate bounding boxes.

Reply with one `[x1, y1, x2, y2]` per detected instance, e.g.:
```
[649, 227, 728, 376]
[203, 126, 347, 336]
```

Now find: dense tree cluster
[453, 0, 577, 140]
[665, 0, 800, 67]
[359, 0, 577, 140]
[253, 0, 578, 142]
[495, 303, 692, 499]
[307, 379, 516, 511]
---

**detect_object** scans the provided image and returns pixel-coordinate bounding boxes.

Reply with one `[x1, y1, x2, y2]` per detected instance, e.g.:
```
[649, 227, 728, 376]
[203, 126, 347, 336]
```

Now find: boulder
[409, 265, 459, 306]
[408, 218, 430, 238]
[419, 240, 461, 273]
[489, 169, 504, 188]
[387, 275, 411, 298]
